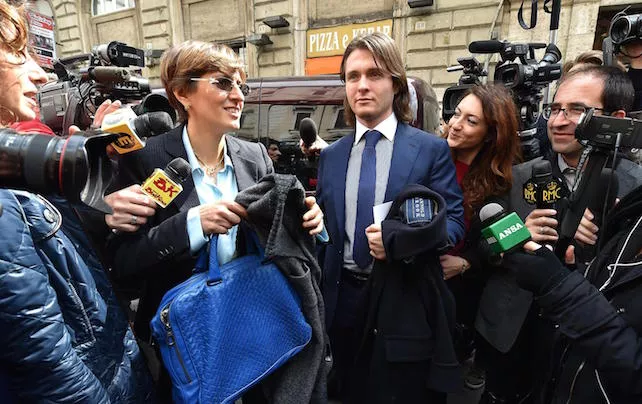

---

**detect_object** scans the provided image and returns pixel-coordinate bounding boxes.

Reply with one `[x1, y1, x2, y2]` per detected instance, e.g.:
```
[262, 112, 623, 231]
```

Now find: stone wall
[50, 0, 610, 88]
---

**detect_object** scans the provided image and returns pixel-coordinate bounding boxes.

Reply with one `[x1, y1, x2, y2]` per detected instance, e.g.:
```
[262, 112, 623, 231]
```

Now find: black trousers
[330, 271, 447, 404]
[328, 271, 370, 400]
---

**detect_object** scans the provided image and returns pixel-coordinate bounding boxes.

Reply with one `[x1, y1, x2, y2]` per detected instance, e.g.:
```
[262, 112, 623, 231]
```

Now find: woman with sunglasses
[108, 40, 324, 402]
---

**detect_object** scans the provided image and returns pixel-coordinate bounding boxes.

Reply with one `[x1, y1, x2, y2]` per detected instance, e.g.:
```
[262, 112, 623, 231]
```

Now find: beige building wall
[50, 0, 625, 90]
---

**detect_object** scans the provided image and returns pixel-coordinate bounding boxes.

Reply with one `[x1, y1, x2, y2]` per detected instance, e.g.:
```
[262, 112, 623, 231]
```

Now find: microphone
[132, 111, 174, 139]
[479, 203, 531, 255]
[523, 160, 567, 210]
[82, 66, 131, 83]
[102, 107, 172, 154]
[468, 40, 504, 54]
[299, 117, 318, 148]
[141, 158, 192, 208]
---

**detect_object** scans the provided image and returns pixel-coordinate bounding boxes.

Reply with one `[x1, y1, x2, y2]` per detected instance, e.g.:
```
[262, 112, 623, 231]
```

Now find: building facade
[44, 0, 640, 102]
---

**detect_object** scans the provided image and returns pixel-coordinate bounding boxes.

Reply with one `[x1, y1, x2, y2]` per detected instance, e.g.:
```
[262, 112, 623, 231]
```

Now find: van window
[294, 111, 312, 130]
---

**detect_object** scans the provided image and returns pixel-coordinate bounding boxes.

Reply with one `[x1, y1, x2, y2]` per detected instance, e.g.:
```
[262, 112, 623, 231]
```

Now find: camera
[576, 108, 642, 150]
[609, 12, 642, 50]
[37, 41, 155, 136]
[0, 128, 118, 213]
[442, 56, 486, 122]
[444, 40, 563, 161]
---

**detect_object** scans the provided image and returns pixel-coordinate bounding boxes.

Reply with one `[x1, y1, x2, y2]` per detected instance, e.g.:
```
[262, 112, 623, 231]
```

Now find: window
[93, 0, 135, 16]
[334, 108, 350, 129]
[294, 111, 312, 130]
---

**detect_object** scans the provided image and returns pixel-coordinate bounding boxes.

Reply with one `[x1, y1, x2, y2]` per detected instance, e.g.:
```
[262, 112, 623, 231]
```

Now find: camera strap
[518, 0, 538, 29]
[518, 0, 554, 30]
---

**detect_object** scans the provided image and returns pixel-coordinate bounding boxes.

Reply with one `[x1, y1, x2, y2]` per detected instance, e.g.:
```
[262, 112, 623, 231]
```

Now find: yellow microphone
[141, 158, 192, 207]
[101, 106, 146, 154]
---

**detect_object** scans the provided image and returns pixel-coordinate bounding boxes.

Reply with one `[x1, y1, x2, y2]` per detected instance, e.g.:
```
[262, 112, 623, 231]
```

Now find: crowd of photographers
[3, 0, 642, 402]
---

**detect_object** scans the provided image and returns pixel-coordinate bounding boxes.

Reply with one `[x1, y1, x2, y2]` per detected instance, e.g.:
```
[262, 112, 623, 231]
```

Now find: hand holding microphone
[105, 184, 157, 232]
[106, 158, 191, 232]
[101, 106, 174, 154]
[522, 160, 567, 244]
[479, 202, 531, 255]
[298, 117, 328, 157]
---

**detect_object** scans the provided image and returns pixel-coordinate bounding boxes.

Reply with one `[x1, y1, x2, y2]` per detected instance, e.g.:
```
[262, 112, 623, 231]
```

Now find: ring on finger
[130, 215, 138, 225]
[540, 226, 546, 235]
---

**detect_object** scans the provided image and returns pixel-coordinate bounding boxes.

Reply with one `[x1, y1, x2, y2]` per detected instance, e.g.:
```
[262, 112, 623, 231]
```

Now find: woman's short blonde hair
[160, 40, 246, 122]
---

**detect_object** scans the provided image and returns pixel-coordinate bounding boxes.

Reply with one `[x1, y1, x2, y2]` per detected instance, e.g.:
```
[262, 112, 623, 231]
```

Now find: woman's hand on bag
[439, 254, 469, 280]
[302, 196, 324, 235]
[200, 200, 247, 235]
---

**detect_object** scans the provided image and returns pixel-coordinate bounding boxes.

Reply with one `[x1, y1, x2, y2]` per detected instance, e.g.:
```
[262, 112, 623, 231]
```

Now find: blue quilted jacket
[0, 189, 154, 403]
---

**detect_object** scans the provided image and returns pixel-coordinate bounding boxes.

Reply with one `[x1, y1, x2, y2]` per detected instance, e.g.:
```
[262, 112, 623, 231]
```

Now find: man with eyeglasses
[475, 64, 642, 404]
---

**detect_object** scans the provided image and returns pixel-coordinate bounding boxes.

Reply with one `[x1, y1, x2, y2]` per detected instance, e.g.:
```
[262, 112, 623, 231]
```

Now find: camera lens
[0, 131, 88, 197]
[610, 16, 631, 45]
[0, 130, 117, 213]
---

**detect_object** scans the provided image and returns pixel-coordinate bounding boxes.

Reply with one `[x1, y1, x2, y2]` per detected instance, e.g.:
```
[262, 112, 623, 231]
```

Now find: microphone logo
[142, 170, 183, 207]
[523, 177, 566, 208]
[523, 182, 536, 205]
[101, 107, 145, 154]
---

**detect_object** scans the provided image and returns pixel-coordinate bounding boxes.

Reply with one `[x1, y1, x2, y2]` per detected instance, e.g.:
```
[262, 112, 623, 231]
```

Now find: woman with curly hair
[439, 84, 521, 390]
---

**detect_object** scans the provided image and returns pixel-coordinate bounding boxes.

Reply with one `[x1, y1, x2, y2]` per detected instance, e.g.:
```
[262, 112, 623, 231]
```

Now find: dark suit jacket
[108, 124, 273, 340]
[476, 152, 642, 353]
[315, 122, 465, 329]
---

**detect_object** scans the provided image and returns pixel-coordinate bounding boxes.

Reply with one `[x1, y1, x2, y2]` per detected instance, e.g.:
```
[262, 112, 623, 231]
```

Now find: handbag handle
[194, 227, 265, 286]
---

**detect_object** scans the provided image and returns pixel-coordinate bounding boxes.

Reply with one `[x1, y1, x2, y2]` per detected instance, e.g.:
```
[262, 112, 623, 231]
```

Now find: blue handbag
[150, 230, 312, 404]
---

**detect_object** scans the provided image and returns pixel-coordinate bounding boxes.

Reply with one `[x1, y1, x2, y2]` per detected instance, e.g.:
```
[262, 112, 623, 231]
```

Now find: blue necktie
[353, 130, 382, 269]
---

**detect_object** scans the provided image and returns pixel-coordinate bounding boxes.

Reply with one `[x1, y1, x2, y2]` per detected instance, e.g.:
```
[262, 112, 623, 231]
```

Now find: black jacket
[350, 185, 461, 403]
[508, 185, 642, 404]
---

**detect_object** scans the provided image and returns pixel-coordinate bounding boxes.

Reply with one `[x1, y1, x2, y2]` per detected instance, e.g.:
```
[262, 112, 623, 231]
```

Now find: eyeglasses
[542, 105, 604, 121]
[190, 77, 250, 96]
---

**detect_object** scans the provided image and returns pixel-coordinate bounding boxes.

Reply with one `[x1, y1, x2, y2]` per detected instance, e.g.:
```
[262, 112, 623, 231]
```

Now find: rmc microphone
[299, 117, 318, 148]
[523, 160, 567, 210]
[141, 158, 192, 208]
[480, 203, 531, 255]
[101, 107, 173, 154]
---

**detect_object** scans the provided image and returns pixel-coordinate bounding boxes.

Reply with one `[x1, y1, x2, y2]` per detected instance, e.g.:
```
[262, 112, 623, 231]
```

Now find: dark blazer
[315, 122, 465, 329]
[108, 124, 273, 341]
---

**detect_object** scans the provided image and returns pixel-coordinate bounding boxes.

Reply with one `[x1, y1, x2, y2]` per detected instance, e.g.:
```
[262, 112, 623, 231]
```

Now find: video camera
[552, 110, 642, 261]
[443, 39, 563, 161]
[608, 11, 642, 55]
[37, 41, 171, 136]
[576, 108, 642, 150]
[442, 57, 487, 122]
[0, 128, 117, 214]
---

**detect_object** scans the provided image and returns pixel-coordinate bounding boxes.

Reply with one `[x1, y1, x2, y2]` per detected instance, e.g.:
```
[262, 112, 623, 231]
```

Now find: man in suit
[315, 32, 465, 401]
[476, 65, 642, 404]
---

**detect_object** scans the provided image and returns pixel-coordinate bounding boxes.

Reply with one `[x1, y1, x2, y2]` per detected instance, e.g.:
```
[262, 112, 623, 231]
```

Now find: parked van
[151, 74, 440, 190]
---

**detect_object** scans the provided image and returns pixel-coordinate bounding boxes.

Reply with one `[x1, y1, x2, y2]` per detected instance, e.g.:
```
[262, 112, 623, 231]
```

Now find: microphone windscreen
[166, 157, 192, 183]
[479, 202, 505, 222]
[532, 160, 553, 178]
[133, 112, 174, 139]
[468, 40, 504, 54]
[299, 117, 318, 147]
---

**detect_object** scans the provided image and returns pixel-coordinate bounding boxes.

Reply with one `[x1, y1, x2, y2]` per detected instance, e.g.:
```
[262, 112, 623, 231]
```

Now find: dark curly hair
[444, 84, 521, 218]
